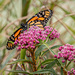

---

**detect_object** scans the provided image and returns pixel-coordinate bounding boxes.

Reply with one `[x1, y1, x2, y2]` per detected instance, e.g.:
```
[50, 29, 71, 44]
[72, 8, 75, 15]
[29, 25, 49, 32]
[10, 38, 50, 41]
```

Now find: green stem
[62, 60, 68, 75]
[64, 60, 67, 68]
[20, 49, 26, 70]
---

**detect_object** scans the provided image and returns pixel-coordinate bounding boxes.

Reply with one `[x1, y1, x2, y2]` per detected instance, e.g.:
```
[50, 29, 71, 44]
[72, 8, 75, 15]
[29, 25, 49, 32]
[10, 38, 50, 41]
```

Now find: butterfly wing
[26, 9, 53, 30]
[6, 25, 27, 50]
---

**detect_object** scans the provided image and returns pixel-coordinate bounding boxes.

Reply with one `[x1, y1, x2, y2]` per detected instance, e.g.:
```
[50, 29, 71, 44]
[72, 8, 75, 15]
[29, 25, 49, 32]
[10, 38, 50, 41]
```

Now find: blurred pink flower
[68, 68, 75, 75]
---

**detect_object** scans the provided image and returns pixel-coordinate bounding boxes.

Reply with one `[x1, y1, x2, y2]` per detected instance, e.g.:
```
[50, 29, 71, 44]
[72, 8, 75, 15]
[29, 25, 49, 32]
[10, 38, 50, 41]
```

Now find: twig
[57, 38, 66, 45]
[54, 15, 75, 39]
[4, 16, 28, 30]
[27, 49, 37, 75]
[51, 13, 75, 26]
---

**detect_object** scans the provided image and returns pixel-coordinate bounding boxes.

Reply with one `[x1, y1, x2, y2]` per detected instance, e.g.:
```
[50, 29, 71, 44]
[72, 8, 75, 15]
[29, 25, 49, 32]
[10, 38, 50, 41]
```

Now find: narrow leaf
[9, 64, 17, 75]
[6, 70, 30, 74]
[43, 42, 56, 55]
[31, 69, 57, 75]
[44, 59, 58, 69]
[35, 45, 46, 59]
[1, 49, 16, 69]
[51, 45, 62, 49]
[35, 39, 56, 59]
[37, 59, 55, 69]
[7, 59, 33, 65]
[22, 0, 31, 22]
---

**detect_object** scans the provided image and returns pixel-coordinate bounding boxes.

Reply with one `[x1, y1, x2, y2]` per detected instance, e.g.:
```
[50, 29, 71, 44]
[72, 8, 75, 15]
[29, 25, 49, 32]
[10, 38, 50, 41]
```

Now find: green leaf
[46, 39, 56, 46]
[9, 64, 17, 75]
[51, 45, 62, 49]
[41, 49, 49, 56]
[7, 59, 33, 65]
[37, 59, 55, 70]
[56, 59, 61, 66]
[50, 68, 57, 75]
[35, 45, 46, 59]
[30, 69, 57, 75]
[35, 39, 56, 59]
[1, 49, 16, 69]
[44, 59, 58, 69]
[6, 70, 30, 74]
[42, 41, 56, 55]
[22, 0, 31, 22]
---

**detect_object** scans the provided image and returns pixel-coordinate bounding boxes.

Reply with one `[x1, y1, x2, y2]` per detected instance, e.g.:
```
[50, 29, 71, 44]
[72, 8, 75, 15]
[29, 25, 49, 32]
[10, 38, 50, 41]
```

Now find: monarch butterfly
[6, 9, 53, 50]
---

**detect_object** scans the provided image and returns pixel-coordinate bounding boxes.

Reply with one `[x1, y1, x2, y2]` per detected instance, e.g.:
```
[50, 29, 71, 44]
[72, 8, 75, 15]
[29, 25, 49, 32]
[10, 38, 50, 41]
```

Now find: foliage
[0, 0, 75, 75]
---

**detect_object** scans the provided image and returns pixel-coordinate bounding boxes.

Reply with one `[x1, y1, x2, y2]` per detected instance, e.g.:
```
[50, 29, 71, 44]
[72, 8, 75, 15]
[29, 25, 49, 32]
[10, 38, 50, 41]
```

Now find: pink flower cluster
[14, 26, 60, 50]
[68, 68, 75, 75]
[54, 44, 75, 62]
[44, 26, 60, 40]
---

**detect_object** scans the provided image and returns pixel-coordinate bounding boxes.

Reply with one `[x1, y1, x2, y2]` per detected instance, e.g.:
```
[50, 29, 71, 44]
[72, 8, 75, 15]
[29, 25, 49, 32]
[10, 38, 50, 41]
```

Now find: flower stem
[64, 60, 67, 68]
[31, 50, 37, 72]
[61, 60, 67, 75]
[63, 68, 67, 75]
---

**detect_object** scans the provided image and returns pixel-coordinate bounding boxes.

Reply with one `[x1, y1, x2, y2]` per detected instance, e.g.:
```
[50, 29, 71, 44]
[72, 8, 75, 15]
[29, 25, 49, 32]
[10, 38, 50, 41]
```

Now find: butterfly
[6, 9, 53, 50]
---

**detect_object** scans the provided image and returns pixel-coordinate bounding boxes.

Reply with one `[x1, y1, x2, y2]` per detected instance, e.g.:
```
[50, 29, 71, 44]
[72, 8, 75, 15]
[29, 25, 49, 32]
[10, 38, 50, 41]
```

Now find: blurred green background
[0, 0, 75, 75]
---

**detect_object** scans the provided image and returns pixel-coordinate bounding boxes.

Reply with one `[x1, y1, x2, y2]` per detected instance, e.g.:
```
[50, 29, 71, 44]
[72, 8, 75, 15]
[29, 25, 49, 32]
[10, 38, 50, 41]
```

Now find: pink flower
[14, 26, 60, 50]
[44, 26, 60, 40]
[62, 60, 65, 63]
[54, 55, 57, 58]
[68, 68, 75, 75]
[54, 44, 75, 62]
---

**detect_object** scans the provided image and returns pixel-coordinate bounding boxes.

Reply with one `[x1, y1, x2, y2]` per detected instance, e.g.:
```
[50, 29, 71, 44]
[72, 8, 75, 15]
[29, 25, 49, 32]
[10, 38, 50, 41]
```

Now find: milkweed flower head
[54, 44, 75, 62]
[68, 68, 75, 75]
[44, 26, 60, 40]
[14, 26, 60, 50]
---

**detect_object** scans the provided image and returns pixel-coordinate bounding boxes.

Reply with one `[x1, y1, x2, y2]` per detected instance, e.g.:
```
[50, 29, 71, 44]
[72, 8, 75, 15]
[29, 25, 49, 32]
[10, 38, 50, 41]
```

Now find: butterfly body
[6, 9, 53, 50]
